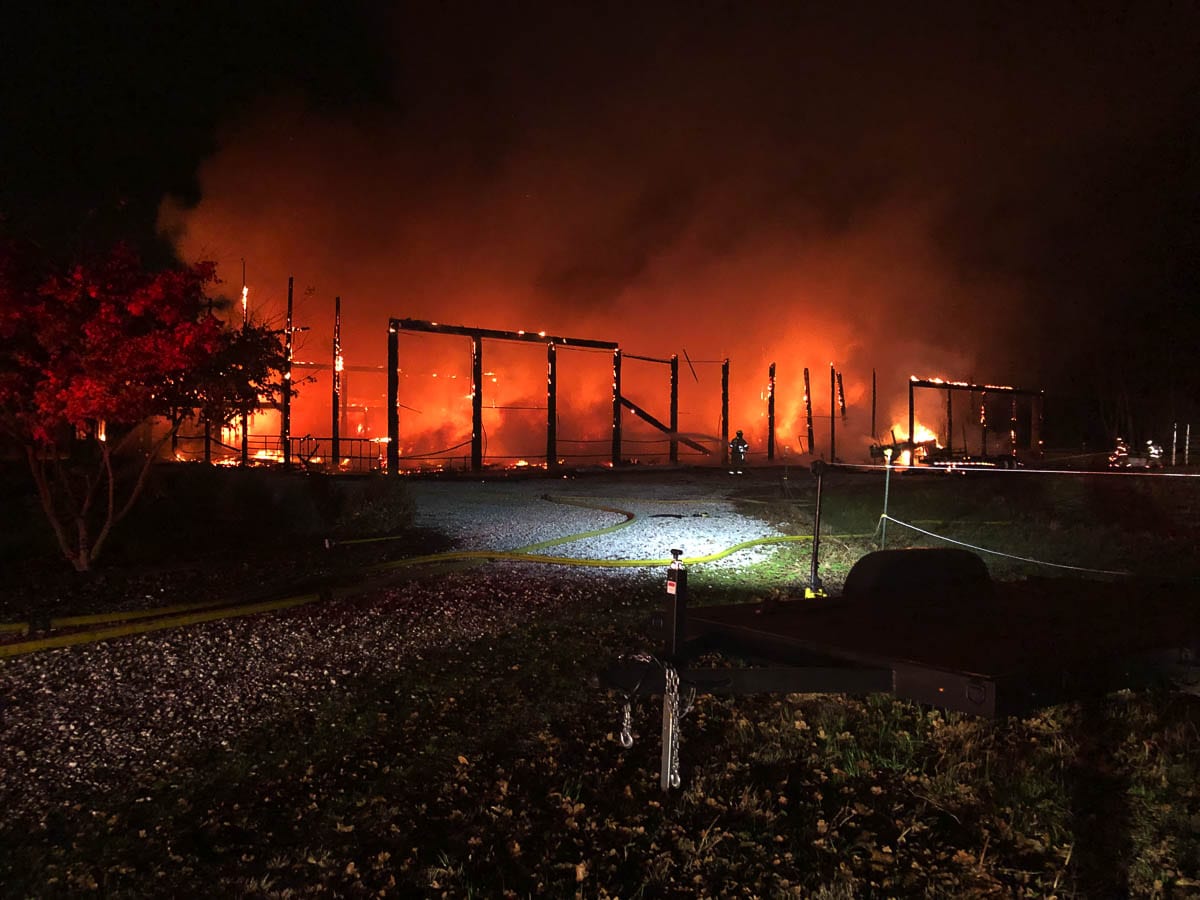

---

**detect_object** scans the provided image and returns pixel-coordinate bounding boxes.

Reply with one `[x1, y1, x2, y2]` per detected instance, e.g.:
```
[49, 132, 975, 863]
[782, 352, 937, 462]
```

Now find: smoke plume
[159, 4, 1200, 460]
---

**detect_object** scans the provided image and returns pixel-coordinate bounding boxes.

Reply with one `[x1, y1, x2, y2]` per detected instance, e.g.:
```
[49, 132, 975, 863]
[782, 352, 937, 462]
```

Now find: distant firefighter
[729, 429, 749, 474]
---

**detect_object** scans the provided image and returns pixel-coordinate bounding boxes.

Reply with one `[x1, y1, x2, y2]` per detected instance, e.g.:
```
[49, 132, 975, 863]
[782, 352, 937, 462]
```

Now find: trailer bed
[683, 578, 1200, 715]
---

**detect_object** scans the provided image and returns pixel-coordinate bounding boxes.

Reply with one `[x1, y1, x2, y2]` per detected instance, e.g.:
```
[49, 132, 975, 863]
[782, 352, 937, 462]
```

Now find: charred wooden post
[721, 358, 730, 467]
[670, 354, 679, 464]
[871, 367, 877, 440]
[387, 318, 399, 475]
[1033, 393, 1044, 457]
[908, 377, 916, 457]
[283, 277, 294, 470]
[980, 392, 988, 456]
[767, 362, 776, 461]
[471, 335, 483, 472]
[804, 367, 815, 454]
[240, 408, 249, 463]
[1009, 396, 1018, 457]
[341, 372, 349, 446]
[908, 379, 1042, 466]
[968, 389, 975, 454]
[830, 364, 837, 463]
[385, 319, 616, 472]
[946, 388, 953, 454]
[331, 296, 342, 465]
[547, 342, 558, 470]
[612, 349, 622, 468]
[810, 461, 825, 593]
[836, 370, 847, 421]
[240, 268, 249, 467]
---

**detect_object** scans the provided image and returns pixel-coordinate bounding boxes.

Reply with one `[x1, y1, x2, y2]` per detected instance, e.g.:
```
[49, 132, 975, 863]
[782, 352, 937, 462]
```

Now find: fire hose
[1, 496, 861, 657]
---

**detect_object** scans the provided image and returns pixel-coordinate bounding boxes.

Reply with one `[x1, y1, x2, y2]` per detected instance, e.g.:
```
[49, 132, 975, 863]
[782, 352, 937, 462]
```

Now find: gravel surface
[0, 472, 784, 824]
[408, 474, 786, 566]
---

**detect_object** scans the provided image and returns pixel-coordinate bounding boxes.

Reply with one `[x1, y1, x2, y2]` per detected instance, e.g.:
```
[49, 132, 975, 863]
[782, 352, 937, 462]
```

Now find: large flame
[158, 72, 1026, 466]
[881, 420, 940, 467]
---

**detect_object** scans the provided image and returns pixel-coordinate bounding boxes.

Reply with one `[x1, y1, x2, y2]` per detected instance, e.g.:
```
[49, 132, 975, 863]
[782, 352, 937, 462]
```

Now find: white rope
[880, 514, 1134, 577]
[836, 460, 1200, 478]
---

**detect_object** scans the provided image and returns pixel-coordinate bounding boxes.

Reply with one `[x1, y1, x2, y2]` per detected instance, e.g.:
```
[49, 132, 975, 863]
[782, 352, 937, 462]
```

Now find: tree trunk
[24, 423, 179, 572]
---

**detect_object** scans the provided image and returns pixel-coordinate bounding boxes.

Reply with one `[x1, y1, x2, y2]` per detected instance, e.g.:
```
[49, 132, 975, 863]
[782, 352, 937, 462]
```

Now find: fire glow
[160, 106, 1022, 467]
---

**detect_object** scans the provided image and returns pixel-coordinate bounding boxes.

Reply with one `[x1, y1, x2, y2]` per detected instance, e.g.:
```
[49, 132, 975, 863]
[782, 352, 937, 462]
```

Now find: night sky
[3, 2, 1198, 452]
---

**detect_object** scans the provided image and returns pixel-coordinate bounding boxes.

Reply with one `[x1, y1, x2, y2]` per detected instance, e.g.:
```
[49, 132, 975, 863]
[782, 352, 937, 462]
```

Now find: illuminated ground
[406, 468, 788, 568]
[0, 467, 790, 823]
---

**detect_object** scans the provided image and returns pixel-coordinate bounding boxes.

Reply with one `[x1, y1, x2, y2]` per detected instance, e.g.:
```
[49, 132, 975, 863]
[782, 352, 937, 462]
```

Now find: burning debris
[871, 376, 1044, 469]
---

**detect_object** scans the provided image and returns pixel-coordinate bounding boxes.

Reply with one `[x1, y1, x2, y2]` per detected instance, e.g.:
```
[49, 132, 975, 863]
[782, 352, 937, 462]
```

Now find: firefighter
[729, 429, 749, 475]
[1109, 436, 1130, 469]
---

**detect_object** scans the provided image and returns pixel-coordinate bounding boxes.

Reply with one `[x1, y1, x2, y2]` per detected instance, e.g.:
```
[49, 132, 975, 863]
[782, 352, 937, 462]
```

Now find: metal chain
[616, 652, 691, 788]
[617, 652, 656, 751]
[619, 700, 634, 748]
[665, 664, 681, 789]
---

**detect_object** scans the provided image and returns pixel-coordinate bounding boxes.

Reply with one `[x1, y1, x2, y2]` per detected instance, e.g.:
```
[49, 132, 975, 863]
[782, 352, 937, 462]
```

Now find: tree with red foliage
[0, 241, 286, 571]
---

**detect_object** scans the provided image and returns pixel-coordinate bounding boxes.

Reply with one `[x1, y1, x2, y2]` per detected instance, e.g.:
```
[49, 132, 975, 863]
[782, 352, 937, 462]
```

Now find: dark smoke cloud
[159, 3, 1200, 454]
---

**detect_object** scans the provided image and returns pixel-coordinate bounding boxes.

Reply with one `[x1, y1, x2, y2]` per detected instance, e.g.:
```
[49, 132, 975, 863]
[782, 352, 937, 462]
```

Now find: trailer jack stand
[614, 653, 694, 791]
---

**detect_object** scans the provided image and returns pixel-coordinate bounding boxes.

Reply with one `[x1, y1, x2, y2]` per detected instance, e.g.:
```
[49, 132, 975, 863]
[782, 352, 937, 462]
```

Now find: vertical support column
[331, 296, 341, 466]
[240, 408, 249, 465]
[810, 461, 826, 592]
[721, 358, 730, 467]
[767, 362, 776, 461]
[829, 364, 837, 463]
[946, 388, 953, 454]
[804, 367, 815, 455]
[663, 548, 688, 659]
[240, 271, 249, 467]
[908, 378, 916, 460]
[669, 354, 679, 464]
[546, 343, 558, 470]
[1032, 392, 1043, 458]
[611, 349, 622, 468]
[881, 450, 893, 548]
[341, 373, 349, 448]
[471, 335, 483, 472]
[283, 276, 294, 470]
[1009, 396, 1018, 458]
[980, 392, 989, 456]
[387, 319, 400, 475]
[871, 368, 877, 440]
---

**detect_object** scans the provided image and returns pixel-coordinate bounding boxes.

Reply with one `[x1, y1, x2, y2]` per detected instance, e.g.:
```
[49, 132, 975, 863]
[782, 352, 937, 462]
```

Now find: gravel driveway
[0, 470, 785, 822]
[408, 470, 785, 565]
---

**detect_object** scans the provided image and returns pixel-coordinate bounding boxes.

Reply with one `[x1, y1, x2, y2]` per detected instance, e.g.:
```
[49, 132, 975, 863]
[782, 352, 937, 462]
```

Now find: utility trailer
[603, 465, 1200, 790]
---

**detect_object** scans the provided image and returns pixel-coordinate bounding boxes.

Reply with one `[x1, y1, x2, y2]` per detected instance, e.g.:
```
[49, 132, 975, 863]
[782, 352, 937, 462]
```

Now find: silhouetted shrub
[105, 465, 414, 562]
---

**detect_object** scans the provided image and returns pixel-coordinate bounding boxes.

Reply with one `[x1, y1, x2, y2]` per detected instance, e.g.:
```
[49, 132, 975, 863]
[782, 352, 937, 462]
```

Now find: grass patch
[731, 467, 1200, 589]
